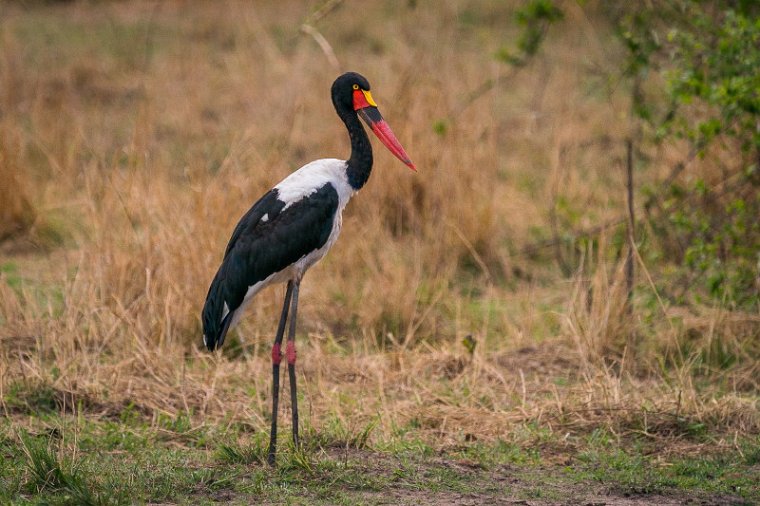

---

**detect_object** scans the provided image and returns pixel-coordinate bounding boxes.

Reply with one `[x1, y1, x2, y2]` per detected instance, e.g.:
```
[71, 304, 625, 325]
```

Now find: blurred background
[0, 0, 758, 453]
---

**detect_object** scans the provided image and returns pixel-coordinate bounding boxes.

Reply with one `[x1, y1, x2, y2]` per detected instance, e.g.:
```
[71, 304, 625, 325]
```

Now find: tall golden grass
[0, 0, 757, 445]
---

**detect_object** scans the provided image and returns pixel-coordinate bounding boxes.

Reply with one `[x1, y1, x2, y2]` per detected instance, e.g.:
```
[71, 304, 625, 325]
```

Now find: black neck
[338, 108, 373, 190]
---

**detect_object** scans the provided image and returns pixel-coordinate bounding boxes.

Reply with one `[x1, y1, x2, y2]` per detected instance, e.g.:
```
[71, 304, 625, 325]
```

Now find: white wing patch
[261, 213, 269, 223]
[274, 158, 355, 211]
[221, 301, 230, 322]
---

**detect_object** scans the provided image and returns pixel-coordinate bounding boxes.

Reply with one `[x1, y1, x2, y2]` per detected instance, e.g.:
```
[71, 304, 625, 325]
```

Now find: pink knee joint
[286, 341, 296, 365]
[271, 343, 282, 365]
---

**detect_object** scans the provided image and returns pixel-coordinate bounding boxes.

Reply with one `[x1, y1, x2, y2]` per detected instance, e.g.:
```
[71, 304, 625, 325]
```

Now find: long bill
[354, 90, 416, 171]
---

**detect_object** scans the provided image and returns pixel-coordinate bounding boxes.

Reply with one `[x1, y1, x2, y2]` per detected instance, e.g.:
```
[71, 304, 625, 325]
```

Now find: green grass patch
[4, 381, 60, 415]
[568, 432, 760, 501]
[0, 415, 757, 505]
[19, 431, 101, 505]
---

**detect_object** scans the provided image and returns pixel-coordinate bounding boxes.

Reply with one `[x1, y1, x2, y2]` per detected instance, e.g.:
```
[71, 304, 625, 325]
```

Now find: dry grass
[0, 119, 34, 242]
[0, 0, 757, 453]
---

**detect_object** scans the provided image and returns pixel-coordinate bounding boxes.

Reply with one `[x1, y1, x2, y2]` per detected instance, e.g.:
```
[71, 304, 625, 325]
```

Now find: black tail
[202, 276, 234, 351]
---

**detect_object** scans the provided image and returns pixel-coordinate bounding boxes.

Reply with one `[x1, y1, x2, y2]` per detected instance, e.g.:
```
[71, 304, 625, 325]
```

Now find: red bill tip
[370, 120, 416, 171]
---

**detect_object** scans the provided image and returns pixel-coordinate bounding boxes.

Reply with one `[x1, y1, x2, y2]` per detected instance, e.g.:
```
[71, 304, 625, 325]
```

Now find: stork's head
[331, 72, 416, 171]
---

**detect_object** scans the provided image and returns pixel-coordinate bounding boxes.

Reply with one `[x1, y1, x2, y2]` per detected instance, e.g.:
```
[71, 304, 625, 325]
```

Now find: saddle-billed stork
[201, 72, 415, 465]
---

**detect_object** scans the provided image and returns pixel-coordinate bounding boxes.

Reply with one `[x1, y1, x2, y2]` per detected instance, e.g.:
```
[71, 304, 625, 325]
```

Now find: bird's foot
[267, 449, 276, 467]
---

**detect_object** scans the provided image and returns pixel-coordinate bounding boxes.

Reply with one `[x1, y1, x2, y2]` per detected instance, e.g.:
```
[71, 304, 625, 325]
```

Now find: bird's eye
[352, 84, 359, 90]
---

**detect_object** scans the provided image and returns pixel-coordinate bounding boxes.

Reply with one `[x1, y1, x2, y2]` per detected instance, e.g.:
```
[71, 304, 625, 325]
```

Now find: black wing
[202, 183, 339, 350]
[223, 189, 283, 258]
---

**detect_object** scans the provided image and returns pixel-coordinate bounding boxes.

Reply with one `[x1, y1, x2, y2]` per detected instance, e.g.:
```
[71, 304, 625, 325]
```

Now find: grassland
[0, 0, 758, 504]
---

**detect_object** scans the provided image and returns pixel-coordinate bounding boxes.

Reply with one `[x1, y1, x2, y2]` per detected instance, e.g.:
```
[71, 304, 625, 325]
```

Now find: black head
[331, 71, 372, 113]
[330, 71, 417, 171]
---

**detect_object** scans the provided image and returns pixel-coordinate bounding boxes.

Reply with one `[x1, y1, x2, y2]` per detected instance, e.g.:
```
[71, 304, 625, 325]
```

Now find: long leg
[286, 280, 300, 449]
[267, 281, 294, 467]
